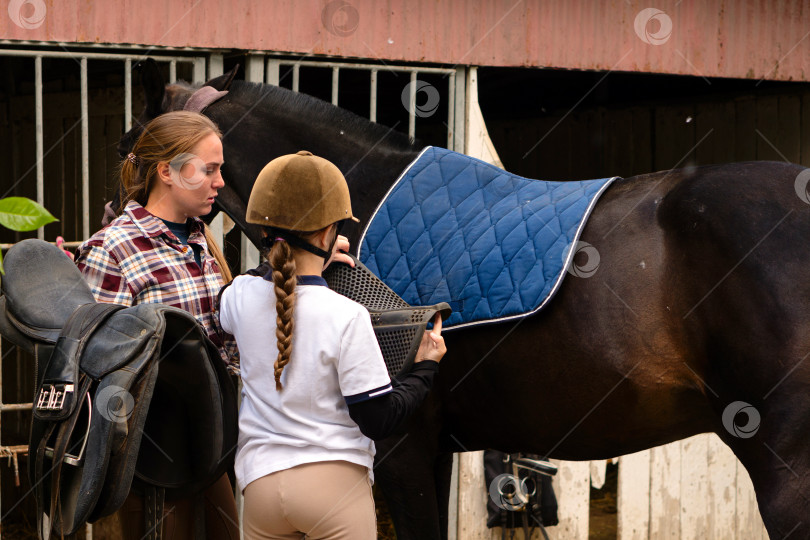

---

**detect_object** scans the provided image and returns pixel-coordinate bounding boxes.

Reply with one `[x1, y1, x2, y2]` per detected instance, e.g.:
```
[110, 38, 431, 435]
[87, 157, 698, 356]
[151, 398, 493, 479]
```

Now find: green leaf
[0, 246, 4, 275]
[0, 197, 58, 232]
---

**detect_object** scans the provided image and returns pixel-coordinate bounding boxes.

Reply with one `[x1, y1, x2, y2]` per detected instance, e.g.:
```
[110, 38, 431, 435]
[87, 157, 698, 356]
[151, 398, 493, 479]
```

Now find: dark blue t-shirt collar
[262, 272, 327, 287]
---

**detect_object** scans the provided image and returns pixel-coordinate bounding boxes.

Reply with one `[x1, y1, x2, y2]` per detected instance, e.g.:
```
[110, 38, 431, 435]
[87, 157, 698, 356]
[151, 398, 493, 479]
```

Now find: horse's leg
[434, 451, 453, 540]
[655, 163, 810, 538]
[374, 395, 445, 540]
[718, 402, 810, 539]
[375, 434, 442, 539]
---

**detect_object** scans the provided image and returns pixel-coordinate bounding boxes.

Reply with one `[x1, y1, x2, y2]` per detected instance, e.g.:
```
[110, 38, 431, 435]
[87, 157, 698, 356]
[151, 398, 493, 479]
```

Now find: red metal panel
[1, 0, 808, 81]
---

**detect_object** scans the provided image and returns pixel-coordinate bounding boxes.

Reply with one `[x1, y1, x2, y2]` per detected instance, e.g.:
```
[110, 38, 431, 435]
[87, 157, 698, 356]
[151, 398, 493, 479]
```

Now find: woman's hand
[415, 314, 446, 364]
[325, 234, 355, 268]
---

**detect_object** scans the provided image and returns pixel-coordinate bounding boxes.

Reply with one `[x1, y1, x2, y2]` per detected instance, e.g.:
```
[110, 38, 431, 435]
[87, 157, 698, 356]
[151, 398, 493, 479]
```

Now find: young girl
[76, 111, 239, 539]
[219, 151, 447, 539]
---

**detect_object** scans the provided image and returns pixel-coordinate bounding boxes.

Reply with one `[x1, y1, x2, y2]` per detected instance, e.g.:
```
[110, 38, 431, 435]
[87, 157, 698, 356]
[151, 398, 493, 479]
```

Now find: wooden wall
[487, 91, 810, 183]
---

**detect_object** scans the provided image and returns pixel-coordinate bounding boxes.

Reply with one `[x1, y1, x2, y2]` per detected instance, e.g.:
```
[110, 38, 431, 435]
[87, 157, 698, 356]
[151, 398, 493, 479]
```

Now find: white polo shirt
[219, 274, 392, 491]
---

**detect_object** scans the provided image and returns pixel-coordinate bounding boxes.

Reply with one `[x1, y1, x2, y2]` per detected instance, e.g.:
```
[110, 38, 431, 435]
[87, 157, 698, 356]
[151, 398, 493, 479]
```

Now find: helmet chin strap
[323, 227, 339, 268]
[261, 226, 336, 261]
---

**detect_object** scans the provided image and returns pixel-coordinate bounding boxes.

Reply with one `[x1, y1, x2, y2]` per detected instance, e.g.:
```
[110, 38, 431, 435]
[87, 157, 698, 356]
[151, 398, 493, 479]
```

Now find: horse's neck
[218, 104, 419, 229]
[315, 143, 421, 246]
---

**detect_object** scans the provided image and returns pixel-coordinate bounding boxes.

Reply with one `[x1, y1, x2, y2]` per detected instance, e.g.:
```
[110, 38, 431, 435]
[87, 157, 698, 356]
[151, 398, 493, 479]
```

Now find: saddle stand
[0, 240, 238, 540]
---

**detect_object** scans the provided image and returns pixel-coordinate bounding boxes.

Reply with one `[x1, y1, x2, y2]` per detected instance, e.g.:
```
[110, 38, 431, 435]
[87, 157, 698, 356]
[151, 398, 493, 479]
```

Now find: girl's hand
[325, 235, 355, 268]
[415, 314, 446, 363]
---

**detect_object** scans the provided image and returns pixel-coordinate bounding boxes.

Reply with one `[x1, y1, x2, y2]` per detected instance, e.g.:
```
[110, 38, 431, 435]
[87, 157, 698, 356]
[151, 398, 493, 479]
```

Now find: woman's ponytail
[204, 225, 233, 283]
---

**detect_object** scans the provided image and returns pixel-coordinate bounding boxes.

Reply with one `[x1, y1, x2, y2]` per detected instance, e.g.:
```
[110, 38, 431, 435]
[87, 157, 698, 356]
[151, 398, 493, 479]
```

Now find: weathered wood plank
[649, 443, 681, 539]
[801, 93, 810, 167]
[590, 459, 607, 490]
[548, 460, 590, 540]
[734, 96, 757, 161]
[695, 100, 735, 165]
[457, 451, 492, 540]
[617, 450, 650, 540]
[735, 460, 763, 540]
[755, 95, 781, 161]
[680, 434, 710, 538]
[707, 434, 737, 539]
[631, 107, 653, 176]
[777, 95, 801, 164]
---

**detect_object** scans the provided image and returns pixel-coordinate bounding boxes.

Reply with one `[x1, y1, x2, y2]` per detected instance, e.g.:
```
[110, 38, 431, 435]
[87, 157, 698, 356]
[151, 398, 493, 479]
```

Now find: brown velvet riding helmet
[246, 150, 359, 232]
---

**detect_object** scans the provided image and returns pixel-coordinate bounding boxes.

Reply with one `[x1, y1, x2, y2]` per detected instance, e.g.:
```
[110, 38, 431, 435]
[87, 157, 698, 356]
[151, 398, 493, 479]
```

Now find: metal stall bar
[0, 49, 206, 245]
[0, 49, 207, 540]
[408, 71, 417, 141]
[81, 57, 90, 239]
[452, 67, 466, 153]
[260, 56, 460, 150]
[35, 56, 43, 240]
[369, 69, 377, 123]
[447, 73, 455, 150]
[125, 58, 132, 131]
[331, 67, 339, 106]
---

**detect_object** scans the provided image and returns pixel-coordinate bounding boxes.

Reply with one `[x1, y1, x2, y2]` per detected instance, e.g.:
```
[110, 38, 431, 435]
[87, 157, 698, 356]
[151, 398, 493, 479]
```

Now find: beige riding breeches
[242, 460, 376, 540]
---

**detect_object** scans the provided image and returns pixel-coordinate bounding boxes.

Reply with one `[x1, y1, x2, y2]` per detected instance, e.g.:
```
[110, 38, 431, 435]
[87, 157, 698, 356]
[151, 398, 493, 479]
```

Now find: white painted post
[266, 58, 280, 85]
[240, 54, 264, 272]
[456, 451, 491, 540]
[548, 460, 590, 540]
[680, 434, 710, 537]
[464, 67, 503, 167]
[590, 460, 607, 490]
[208, 53, 223, 79]
[649, 442, 681, 538]
[706, 435, 737, 538]
[192, 57, 206, 83]
[617, 450, 651, 540]
[736, 460, 765, 539]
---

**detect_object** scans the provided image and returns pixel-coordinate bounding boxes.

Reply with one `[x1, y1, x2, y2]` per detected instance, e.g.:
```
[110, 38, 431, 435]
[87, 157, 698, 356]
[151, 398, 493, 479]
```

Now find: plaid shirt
[76, 200, 238, 366]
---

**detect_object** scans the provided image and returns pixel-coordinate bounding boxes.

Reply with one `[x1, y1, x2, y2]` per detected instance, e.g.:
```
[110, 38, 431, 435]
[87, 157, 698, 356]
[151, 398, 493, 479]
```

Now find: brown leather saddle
[0, 239, 237, 539]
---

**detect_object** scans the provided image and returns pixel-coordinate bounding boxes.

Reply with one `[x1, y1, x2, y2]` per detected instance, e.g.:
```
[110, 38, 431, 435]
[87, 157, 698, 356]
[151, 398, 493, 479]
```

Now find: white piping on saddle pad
[358, 146, 619, 332]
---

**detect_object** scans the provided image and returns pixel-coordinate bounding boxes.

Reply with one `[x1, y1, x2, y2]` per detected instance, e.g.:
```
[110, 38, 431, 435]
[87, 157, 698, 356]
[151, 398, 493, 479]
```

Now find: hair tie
[126, 153, 140, 167]
[275, 237, 286, 243]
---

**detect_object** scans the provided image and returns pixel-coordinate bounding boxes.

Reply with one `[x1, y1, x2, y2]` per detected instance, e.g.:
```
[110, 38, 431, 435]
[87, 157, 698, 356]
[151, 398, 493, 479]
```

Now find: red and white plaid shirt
[75, 200, 237, 366]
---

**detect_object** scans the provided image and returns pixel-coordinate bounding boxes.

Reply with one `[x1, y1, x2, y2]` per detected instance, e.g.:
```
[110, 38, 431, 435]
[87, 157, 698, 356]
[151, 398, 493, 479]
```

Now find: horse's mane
[227, 80, 418, 152]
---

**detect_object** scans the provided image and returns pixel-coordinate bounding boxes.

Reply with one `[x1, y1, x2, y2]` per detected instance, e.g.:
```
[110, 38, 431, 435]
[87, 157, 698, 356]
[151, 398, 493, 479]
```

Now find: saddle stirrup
[42, 393, 92, 466]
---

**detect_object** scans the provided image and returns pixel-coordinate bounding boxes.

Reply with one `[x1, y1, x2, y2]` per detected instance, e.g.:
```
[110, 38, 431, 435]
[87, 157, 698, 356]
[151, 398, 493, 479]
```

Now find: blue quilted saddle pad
[358, 147, 617, 330]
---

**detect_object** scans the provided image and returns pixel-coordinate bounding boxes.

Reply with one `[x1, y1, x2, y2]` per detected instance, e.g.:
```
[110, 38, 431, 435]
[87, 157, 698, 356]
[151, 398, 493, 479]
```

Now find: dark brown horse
[120, 60, 810, 539]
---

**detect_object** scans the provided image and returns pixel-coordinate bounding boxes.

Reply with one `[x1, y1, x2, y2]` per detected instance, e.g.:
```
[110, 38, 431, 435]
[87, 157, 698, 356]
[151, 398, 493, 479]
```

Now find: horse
[118, 59, 810, 539]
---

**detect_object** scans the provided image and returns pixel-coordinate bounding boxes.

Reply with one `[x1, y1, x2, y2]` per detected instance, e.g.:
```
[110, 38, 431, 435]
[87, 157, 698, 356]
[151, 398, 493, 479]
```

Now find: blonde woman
[219, 151, 446, 539]
[76, 111, 238, 539]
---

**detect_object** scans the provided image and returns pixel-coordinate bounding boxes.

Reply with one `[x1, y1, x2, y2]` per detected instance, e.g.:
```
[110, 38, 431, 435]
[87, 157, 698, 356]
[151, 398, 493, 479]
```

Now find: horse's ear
[137, 58, 165, 116]
[206, 64, 240, 91]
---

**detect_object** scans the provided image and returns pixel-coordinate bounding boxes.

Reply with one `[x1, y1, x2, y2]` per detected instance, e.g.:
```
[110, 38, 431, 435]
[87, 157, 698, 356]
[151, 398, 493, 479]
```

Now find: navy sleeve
[347, 361, 439, 441]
